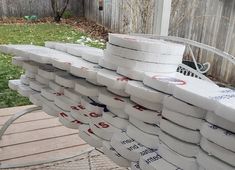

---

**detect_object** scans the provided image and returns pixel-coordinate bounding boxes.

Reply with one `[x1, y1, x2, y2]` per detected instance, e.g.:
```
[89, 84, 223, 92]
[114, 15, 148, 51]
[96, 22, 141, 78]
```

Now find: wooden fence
[84, 0, 235, 86]
[170, 0, 235, 86]
[0, 0, 84, 18]
[84, 0, 158, 34]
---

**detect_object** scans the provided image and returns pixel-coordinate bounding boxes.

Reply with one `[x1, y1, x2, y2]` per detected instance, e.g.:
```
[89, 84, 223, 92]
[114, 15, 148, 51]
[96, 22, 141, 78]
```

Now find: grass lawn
[0, 23, 102, 108]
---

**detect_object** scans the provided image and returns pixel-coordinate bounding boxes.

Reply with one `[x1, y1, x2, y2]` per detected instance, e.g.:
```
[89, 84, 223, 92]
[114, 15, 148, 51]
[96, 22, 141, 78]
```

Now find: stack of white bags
[2, 33, 235, 170]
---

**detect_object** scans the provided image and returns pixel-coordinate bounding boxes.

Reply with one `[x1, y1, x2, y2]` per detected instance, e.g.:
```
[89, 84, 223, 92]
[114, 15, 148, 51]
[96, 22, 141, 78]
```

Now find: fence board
[0, 0, 84, 18]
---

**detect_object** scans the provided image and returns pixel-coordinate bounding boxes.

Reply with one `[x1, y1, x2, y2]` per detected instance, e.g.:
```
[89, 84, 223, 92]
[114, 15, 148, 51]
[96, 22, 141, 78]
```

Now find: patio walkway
[0, 105, 91, 169]
[0, 105, 126, 169]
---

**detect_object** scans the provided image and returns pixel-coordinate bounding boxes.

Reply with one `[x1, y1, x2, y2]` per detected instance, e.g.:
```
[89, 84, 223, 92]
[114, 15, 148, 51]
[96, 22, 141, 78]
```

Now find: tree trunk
[54, 13, 62, 22]
[51, 0, 70, 23]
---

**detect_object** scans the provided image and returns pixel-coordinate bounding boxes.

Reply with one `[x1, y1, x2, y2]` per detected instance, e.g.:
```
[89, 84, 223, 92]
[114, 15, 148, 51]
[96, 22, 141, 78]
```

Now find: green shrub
[62, 10, 73, 19]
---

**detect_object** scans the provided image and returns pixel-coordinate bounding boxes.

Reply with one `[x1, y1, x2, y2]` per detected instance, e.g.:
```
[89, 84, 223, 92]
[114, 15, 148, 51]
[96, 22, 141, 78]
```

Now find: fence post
[1, 0, 8, 18]
[154, 0, 172, 36]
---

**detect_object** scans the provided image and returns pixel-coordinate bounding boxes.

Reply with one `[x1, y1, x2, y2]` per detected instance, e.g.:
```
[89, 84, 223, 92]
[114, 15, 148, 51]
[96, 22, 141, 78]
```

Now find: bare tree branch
[60, 0, 70, 16]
